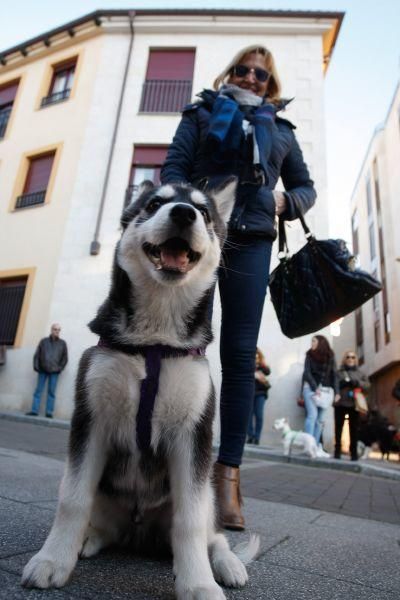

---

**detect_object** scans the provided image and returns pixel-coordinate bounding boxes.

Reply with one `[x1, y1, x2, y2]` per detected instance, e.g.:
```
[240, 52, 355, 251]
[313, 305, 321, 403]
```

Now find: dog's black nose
[170, 204, 196, 228]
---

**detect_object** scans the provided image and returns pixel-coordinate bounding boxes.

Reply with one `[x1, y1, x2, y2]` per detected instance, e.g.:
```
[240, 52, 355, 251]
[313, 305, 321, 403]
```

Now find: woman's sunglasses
[231, 64, 270, 83]
[346, 355, 356, 359]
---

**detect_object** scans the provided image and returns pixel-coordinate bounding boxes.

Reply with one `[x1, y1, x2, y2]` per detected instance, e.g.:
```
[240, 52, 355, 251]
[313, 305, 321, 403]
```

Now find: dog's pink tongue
[160, 249, 189, 271]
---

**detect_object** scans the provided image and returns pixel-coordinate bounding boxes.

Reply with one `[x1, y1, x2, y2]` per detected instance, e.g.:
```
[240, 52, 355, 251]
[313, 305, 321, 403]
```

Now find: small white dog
[273, 418, 318, 458]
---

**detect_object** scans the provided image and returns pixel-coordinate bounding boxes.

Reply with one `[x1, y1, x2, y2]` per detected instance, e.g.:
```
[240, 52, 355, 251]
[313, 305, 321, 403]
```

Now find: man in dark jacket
[26, 324, 68, 418]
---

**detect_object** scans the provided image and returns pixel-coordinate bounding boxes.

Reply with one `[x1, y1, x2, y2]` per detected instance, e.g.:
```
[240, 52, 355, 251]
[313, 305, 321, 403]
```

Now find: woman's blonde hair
[213, 45, 282, 103]
[341, 350, 359, 367]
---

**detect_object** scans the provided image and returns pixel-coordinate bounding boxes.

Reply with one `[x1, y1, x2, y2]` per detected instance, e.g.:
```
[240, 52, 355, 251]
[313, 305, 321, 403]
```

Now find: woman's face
[344, 351, 357, 366]
[311, 337, 318, 350]
[227, 53, 270, 97]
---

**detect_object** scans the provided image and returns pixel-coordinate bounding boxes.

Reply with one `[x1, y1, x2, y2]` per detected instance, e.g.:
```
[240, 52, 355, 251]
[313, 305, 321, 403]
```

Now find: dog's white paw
[176, 582, 226, 600]
[22, 552, 74, 589]
[212, 550, 248, 587]
[80, 528, 108, 558]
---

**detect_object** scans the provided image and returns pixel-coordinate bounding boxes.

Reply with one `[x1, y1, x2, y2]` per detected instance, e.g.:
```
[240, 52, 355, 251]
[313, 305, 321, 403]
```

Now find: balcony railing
[40, 88, 71, 108]
[0, 106, 12, 138]
[15, 190, 46, 209]
[140, 79, 192, 113]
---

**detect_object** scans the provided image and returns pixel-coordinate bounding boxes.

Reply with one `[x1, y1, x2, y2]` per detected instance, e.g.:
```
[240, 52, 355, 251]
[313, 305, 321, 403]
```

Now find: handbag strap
[278, 198, 313, 256]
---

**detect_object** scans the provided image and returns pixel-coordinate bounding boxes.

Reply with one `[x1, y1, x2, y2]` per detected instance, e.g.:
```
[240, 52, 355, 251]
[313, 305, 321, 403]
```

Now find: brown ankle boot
[212, 462, 245, 531]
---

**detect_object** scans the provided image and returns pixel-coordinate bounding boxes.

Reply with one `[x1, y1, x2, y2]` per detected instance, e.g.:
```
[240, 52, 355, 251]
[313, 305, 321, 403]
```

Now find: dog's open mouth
[143, 237, 201, 274]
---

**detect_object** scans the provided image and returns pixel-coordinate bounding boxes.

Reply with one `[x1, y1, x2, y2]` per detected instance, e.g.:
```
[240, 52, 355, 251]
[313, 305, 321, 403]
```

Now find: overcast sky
[2, 0, 400, 240]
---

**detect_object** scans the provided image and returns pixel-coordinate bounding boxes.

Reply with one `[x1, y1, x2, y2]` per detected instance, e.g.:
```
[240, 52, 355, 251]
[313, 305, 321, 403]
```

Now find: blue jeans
[247, 393, 267, 442]
[31, 372, 59, 415]
[303, 382, 326, 443]
[217, 235, 272, 467]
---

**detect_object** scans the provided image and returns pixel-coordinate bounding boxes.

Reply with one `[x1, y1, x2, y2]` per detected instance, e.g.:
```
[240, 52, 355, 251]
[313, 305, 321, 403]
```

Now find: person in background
[391, 379, 400, 433]
[26, 324, 68, 418]
[161, 44, 316, 530]
[334, 350, 370, 461]
[302, 335, 339, 456]
[247, 347, 271, 445]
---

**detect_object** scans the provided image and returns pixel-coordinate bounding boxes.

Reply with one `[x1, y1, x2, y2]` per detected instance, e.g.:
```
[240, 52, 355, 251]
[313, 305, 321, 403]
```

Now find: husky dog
[22, 178, 259, 599]
[273, 418, 319, 458]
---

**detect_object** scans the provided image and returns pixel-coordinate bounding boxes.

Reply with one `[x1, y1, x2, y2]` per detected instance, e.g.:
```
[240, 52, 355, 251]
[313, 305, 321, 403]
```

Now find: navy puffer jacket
[161, 90, 316, 240]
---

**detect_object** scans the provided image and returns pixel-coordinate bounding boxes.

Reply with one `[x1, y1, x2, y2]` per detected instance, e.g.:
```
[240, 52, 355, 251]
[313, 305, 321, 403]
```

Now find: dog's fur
[22, 179, 259, 599]
[273, 418, 318, 458]
[358, 411, 400, 461]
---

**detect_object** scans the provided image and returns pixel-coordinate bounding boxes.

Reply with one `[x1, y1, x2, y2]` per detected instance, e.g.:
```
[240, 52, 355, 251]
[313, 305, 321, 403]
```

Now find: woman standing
[161, 45, 316, 530]
[302, 335, 339, 454]
[335, 351, 370, 461]
[247, 348, 271, 445]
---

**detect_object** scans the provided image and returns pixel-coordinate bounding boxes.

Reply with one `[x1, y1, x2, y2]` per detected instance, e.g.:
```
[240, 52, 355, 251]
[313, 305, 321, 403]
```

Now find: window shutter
[0, 277, 27, 345]
[133, 146, 168, 165]
[24, 154, 55, 194]
[146, 50, 195, 81]
[0, 81, 19, 107]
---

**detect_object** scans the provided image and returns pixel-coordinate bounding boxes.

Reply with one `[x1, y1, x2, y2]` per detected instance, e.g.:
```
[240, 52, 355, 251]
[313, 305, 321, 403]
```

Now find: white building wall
[1, 15, 336, 445]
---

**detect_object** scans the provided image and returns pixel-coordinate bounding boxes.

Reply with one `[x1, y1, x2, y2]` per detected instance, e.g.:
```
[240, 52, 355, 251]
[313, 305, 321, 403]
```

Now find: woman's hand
[333, 394, 341, 405]
[273, 191, 287, 216]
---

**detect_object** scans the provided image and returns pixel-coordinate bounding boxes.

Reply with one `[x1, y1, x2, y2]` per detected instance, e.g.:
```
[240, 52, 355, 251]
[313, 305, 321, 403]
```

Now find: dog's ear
[137, 180, 155, 196]
[121, 180, 155, 229]
[209, 176, 237, 224]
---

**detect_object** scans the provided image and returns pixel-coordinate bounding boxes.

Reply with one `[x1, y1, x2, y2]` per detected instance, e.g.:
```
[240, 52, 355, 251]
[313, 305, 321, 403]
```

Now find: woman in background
[247, 348, 271, 445]
[302, 335, 339, 456]
[334, 350, 370, 461]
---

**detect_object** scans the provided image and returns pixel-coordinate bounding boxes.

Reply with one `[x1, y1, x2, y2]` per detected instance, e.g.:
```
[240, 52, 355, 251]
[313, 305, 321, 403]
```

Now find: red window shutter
[146, 50, 195, 81]
[133, 146, 168, 165]
[0, 81, 19, 106]
[24, 153, 55, 194]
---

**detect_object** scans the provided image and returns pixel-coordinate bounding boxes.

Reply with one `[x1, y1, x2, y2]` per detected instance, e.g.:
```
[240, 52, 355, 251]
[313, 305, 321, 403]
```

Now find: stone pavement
[0, 416, 399, 599]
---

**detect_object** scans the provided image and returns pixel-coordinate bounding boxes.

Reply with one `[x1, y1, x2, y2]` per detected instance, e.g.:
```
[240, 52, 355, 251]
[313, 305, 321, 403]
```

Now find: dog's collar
[97, 338, 205, 452]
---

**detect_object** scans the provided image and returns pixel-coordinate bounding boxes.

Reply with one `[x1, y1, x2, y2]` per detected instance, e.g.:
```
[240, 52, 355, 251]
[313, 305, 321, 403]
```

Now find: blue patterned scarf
[205, 84, 276, 181]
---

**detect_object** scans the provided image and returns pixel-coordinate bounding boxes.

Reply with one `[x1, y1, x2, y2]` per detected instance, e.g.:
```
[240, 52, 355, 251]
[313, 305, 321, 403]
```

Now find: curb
[2, 412, 399, 482]
[0, 411, 70, 430]
[240, 445, 400, 481]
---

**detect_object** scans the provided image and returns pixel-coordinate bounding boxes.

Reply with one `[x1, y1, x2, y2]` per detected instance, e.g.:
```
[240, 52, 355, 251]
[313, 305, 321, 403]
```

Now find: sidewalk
[0, 415, 399, 599]
[2, 411, 400, 481]
[1, 447, 399, 599]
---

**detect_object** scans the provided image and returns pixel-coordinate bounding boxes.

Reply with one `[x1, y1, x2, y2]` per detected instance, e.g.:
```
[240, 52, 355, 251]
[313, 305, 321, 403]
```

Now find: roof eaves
[0, 8, 345, 59]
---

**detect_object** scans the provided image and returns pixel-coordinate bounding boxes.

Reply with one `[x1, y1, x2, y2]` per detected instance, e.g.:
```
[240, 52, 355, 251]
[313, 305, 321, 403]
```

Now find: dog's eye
[147, 199, 162, 214]
[199, 207, 210, 223]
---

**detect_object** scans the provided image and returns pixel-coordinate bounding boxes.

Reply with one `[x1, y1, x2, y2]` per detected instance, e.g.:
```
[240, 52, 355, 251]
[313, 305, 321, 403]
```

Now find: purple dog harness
[98, 338, 205, 451]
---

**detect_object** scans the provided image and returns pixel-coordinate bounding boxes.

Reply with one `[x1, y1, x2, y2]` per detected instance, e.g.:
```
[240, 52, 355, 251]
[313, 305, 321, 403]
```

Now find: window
[372, 269, 381, 352]
[373, 159, 390, 344]
[125, 145, 168, 207]
[140, 49, 195, 113]
[41, 59, 76, 107]
[0, 276, 27, 345]
[351, 209, 359, 259]
[0, 80, 19, 139]
[15, 152, 55, 209]
[366, 176, 373, 217]
[366, 172, 377, 262]
[355, 308, 364, 365]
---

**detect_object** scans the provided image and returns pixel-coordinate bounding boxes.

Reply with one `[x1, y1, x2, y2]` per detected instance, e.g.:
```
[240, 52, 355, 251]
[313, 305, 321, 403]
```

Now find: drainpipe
[90, 11, 135, 255]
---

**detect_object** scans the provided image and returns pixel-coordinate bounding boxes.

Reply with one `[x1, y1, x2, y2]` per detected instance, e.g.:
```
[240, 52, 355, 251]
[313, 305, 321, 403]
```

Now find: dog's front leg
[169, 437, 226, 600]
[22, 432, 106, 589]
[283, 440, 290, 456]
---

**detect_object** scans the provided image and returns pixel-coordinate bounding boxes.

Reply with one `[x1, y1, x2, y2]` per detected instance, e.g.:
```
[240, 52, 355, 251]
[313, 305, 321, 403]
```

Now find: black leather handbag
[269, 210, 382, 339]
